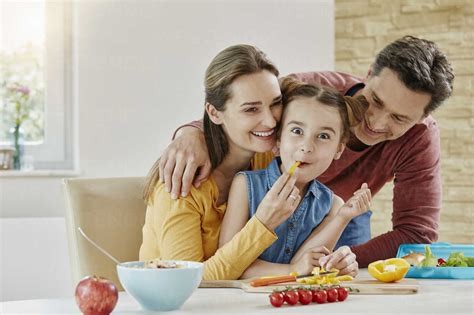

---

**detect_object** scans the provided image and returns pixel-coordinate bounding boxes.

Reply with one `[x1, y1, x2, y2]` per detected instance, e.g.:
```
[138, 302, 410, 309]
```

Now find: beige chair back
[63, 177, 146, 290]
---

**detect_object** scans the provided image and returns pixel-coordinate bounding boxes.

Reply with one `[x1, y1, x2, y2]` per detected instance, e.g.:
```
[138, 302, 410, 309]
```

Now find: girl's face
[209, 70, 282, 155]
[278, 97, 345, 184]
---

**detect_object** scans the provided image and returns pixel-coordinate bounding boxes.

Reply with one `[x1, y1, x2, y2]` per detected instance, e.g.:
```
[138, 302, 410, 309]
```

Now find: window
[0, 1, 74, 171]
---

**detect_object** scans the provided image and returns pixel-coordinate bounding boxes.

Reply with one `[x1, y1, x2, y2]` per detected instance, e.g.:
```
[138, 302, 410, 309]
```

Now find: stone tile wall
[335, 0, 473, 243]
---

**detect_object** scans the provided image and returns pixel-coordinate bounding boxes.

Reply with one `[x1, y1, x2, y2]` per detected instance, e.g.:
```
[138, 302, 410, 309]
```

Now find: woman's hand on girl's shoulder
[159, 128, 212, 199]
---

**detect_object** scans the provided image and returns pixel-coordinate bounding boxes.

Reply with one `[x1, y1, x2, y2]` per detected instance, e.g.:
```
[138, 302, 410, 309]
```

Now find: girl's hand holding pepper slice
[368, 258, 410, 283]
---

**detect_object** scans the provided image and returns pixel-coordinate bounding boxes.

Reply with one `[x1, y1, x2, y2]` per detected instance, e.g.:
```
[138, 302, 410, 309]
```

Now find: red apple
[75, 275, 118, 315]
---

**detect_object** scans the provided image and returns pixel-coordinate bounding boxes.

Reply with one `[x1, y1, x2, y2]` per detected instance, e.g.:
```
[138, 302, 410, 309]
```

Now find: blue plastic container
[396, 243, 474, 279]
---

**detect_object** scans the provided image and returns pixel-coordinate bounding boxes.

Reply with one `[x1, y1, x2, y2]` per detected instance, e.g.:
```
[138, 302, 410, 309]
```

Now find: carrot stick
[250, 275, 296, 287]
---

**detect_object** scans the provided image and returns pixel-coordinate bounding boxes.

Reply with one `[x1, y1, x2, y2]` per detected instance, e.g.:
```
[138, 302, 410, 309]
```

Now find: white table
[2, 270, 473, 314]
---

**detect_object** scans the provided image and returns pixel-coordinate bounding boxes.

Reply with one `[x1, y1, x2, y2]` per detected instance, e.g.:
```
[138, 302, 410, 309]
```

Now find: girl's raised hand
[254, 170, 301, 231]
[338, 183, 371, 220]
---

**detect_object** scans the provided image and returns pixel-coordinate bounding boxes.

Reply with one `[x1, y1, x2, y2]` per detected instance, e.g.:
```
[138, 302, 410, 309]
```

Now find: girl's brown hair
[143, 45, 279, 202]
[279, 76, 368, 142]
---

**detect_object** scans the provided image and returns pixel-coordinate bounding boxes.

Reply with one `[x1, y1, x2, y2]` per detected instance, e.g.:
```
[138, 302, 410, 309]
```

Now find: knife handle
[250, 275, 296, 287]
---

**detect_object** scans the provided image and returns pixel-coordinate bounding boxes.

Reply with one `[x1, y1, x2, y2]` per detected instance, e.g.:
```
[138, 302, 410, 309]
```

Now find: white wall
[0, 0, 334, 301]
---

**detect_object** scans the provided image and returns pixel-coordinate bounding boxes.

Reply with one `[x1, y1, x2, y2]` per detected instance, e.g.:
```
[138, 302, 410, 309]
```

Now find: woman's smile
[251, 128, 275, 141]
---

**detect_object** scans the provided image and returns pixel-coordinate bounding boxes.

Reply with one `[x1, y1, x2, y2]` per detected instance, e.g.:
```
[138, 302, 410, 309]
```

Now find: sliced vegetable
[296, 267, 347, 285]
[368, 258, 410, 282]
[420, 246, 438, 267]
[288, 161, 301, 175]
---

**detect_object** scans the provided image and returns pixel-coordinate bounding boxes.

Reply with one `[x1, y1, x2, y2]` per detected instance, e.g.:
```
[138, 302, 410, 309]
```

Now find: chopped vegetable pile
[295, 267, 354, 285]
[407, 246, 474, 267]
[443, 252, 474, 267]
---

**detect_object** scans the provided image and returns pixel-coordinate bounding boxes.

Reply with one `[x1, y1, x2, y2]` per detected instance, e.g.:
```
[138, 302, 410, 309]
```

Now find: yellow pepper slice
[326, 278, 340, 284]
[368, 258, 410, 283]
[311, 266, 339, 277]
[288, 161, 301, 175]
[296, 268, 350, 285]
[334, 275, 353, 282]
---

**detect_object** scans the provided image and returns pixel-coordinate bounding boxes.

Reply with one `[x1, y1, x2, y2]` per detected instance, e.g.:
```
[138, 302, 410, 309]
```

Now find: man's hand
[159, 127, 211, 199]
[318, 246, 359, 277]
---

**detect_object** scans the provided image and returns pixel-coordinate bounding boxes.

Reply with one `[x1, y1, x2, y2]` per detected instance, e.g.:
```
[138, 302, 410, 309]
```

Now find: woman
[140, 45, 299, 280]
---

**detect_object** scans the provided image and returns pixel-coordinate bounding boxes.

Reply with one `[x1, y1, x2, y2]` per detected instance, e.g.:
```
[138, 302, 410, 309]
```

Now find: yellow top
[139, 151, 276, 280]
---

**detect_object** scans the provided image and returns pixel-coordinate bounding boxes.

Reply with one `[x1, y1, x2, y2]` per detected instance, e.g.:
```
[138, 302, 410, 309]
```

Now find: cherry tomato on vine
[283, 290, 299, 305]
[297, 289, 312, 305]
[313, 289, 327, 304]
[326, 288, 338, 302]
[269, 292, 284, 307]
[336, 287, 349, 301]
[310, 289, 318, 303]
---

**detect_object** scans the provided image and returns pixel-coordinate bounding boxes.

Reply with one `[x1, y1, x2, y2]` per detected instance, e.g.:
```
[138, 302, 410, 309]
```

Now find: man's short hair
[372, 36, 454, 115]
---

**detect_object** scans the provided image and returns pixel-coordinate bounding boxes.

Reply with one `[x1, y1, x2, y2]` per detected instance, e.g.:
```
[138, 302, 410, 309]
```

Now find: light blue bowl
[117, 260, 203, 311]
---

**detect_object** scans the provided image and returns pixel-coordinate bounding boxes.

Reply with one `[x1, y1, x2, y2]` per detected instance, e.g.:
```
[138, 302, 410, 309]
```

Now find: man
[156, 36, 454, 267]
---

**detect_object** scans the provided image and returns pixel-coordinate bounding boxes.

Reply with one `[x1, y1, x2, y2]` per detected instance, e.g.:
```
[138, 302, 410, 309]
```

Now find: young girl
[219, 77, 371, 278]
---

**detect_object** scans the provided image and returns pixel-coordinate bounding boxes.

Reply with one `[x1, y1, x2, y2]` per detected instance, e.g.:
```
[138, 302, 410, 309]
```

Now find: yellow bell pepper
[368, 258, 410, 283]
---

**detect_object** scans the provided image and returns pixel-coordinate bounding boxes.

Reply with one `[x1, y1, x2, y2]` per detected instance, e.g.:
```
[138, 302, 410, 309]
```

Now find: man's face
[355, 68, 432, 146]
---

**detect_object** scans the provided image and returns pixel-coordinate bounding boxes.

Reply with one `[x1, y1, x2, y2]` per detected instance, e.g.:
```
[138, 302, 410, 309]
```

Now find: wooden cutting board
[200, 278, 419, 295]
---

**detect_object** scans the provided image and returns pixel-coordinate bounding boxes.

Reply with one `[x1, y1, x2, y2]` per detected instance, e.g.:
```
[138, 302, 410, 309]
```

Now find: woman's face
[278, 97, 345, 184]
[217, 70, 282, 155]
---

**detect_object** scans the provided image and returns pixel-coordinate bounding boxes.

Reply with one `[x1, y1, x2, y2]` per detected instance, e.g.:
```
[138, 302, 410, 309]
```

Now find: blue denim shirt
[242, 158, 333, 264]
[335, 210, 372, 248]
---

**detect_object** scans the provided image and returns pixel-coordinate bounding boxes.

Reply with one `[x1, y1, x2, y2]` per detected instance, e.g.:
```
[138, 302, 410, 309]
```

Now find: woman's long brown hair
[143, 45, 279, 203]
